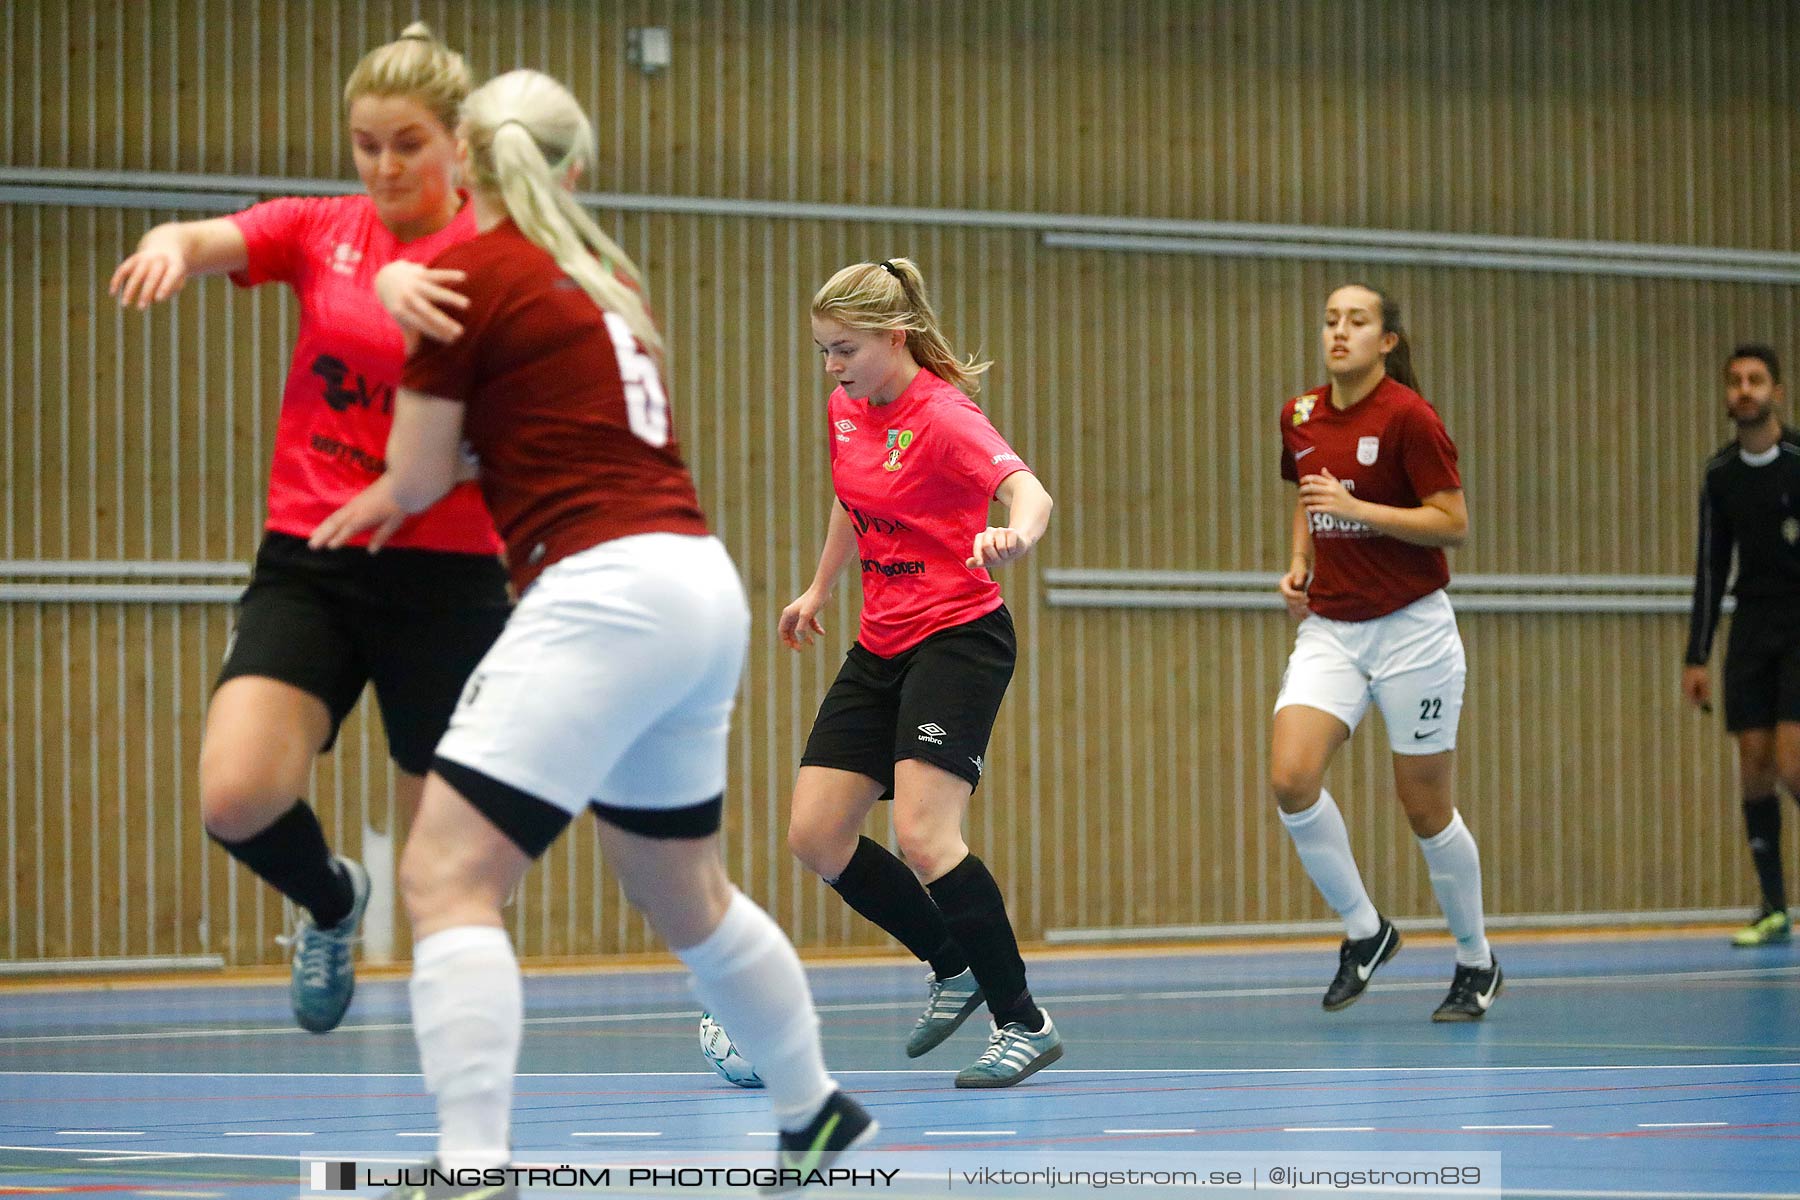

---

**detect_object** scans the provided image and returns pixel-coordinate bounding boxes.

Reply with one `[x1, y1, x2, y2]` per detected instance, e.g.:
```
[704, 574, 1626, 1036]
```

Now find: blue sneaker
[284, 856, 371, 1033]
[953, 1012, 1064, 1088]
[905, 968, 985, 1058]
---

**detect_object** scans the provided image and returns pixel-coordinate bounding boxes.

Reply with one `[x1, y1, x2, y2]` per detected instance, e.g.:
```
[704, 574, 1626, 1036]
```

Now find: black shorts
[216, 533, 512, 774]
[800, 605, 1016, 797]
[1723, 598, 1800, 732]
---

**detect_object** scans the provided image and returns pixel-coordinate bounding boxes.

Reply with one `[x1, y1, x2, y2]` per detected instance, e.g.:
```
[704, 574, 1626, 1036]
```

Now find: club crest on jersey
[1356, 436, 1380, 465]
[1292, 395, 1317, 426]
[883, 428, 915, 472]
[330, 243, 363, 276]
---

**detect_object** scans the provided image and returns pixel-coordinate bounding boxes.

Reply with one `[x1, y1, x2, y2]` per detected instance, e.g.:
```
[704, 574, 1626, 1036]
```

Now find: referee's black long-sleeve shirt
[1686, 428, 1800, 665]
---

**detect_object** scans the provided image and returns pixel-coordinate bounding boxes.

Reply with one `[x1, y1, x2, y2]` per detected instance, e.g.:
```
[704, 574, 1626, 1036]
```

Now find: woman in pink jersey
[782, 259, 1062, 1088]
[1272, 283, 1500, 1021]
[311, 69, 873, 1187]
[107, 25, 509, 1037]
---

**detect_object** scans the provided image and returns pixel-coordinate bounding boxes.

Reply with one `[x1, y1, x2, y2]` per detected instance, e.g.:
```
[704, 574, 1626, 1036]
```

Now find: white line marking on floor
[77, 1154, 170, 1162]
[744, 1132, 778, 1138]
[924, 1130, 1016, 1137]
[221, 1131, 313, 1137]
[1463, 1124, 1554, 1130]
[1284, 1126, 1375, 1132]
[571, 1132, 661, 1138]
[1636, 1121, 1730, 1128]
[1103, 1128, 1197, 1134]
[5, 1061, 1797, 1079]
[5, 965, 1792, 1046]
[56, 1130, 145, 1136]
[0, 1144, 415, 1166]
[394, 1133, 439, 1138]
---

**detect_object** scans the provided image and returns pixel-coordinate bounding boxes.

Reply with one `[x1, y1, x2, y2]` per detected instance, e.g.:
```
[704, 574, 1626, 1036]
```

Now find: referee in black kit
[1682, 345, 1798, 947]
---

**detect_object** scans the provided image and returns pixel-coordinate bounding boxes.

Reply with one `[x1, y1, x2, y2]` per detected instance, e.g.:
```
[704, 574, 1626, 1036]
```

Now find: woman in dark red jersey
[782, 258, 1062, 1088]
[312, 69, 872, 1182]
[107, 25, 509, 1036]
[1272, 283, 1500, 1022]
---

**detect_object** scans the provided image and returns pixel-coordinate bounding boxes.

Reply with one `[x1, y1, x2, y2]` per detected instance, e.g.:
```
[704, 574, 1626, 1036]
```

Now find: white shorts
[435, 533, 750, 815]
[1273, 589, 1466, 755]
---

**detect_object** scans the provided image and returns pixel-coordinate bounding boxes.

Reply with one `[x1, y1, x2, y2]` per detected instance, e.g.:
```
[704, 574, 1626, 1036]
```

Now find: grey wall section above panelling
[5, 0, 1795, 246]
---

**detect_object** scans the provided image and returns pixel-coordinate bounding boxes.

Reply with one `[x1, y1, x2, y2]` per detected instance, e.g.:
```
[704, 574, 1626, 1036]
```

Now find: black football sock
[926, 853, 1043, 1031]
[1744, 795, 1788, 914]
[211, 800, 353, 928]
[829, 836, 967, 977]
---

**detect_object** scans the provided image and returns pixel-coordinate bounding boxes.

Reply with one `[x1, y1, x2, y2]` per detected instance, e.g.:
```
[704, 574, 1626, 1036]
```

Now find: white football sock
[675, 890, 835, 1129]
[410, 925, 520, 1170]
[1280, 789, 1381, 940]
[1418, 810, 1492, 968]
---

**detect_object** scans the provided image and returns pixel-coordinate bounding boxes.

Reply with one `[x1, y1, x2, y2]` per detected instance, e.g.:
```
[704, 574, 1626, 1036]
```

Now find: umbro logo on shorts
[917, 723, 946, 745]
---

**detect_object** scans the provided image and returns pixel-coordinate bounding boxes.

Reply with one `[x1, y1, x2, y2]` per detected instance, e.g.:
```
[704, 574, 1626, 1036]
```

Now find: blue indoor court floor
[0, 931, 1795, 1199]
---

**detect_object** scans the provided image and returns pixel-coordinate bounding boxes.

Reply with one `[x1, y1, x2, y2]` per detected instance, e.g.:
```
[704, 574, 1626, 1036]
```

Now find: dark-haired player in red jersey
[312, 69, 871, 1192]
[782, 257, 1062, 1088]
[107, 25, 509, 1037]
[1271, 283, 1501, 1022]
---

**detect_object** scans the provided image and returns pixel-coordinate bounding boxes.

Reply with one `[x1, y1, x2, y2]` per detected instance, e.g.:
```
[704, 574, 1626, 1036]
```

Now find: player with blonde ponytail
[782, 257, 1064, 1088]
[458, 70, 661, 355]
[313, 70, 874, 1191]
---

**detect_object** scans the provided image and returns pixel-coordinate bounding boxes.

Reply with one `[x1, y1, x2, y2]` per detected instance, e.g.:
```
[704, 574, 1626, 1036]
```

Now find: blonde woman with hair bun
[313, 69, 874, 1184]
[106, 23, 508, 1040]
[781, 258, 1063, 1089]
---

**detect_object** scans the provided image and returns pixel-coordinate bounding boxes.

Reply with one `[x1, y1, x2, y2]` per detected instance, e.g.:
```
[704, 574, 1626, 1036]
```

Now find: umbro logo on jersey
[835, 419, 857, 433]
[917, 723, 946, 745]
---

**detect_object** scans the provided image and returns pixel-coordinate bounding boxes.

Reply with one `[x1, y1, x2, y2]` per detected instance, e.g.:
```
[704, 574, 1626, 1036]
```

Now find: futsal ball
[698, 1011, 764, 1088]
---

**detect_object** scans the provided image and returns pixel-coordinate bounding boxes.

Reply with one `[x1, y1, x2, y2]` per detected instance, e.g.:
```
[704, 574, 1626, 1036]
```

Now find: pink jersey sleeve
[1396, 402, 1462, 498]
[227, 197, 321, 288]
[940, 402, 1028, 499]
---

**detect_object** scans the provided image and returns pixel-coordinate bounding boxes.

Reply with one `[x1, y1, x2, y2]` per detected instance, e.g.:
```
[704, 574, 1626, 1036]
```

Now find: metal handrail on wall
[3, 166, 1796, 285]
[1044, 569, 1716, 616]
[0, 562, 1713, 613]
[0, 561, 249, 604]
